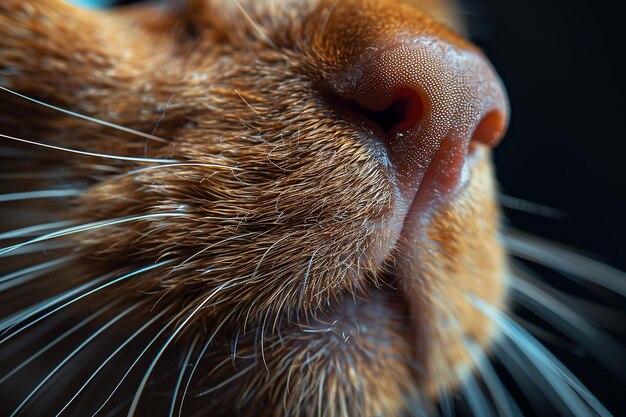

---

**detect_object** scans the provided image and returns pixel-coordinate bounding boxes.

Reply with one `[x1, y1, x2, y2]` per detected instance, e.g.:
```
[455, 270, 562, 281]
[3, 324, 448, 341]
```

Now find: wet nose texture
[328, 36, 509, 208]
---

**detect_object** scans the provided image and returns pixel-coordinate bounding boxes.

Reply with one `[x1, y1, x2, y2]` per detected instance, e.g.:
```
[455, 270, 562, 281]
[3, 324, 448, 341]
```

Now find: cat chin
[392, 149, 507, 397]
[301, 148, 508, 404]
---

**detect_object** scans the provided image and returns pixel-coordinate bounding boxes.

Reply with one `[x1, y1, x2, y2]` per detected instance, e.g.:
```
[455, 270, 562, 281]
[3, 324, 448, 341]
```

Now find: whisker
[169, 334, 199, 417]
[0, 242, 73, 257]
[0, 305, 109, 385]
[503, 229, 626, 296]
[103, 398, 134, 417]
[9, 304, 138, 417]
[465, 340, 524, 417]
[408, 401, 431, 417]
[0, 261, 171, 345]
[511, 270, 626, 377]
[125, 163, 243, 177]
[81, 164, 124, 174]
[0, 255, 78, 291]
[545, 291, 626, 333]
[500, 336, 595, 417]
[259, 311, 270, 373]
[0, 85, 170, 144]
[298, 247, 321, 311]
[471, 296, 612, 417]
[91, 312, 185, 416]
[127, 282, 231, 416]
[0, 133, 179, 164]
[0, 189, 83, 203]
[194, 363, 256, 397]
[437, 386, 454, 417]
[0, 213, 186, 257]
[171, 234, 253, 275]
[178, 313, 233, 415]
[0, 220, 76, 241]
[459, 369, 496, 417]
[0, 276, 112, 334]
[494, 338, 559, 416]
[56, 307, 171, 416]
[499, 193, 567, 220]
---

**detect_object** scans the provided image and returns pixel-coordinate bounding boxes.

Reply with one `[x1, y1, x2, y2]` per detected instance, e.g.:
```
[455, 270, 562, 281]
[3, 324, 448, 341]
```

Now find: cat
[0, 0, 623, 416]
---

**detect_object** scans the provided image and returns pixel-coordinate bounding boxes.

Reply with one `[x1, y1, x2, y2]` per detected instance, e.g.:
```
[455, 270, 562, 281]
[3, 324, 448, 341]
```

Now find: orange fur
[0, 1, 507, 415]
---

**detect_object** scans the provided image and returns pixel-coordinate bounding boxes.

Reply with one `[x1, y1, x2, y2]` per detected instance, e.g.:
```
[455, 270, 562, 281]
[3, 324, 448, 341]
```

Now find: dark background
[476, 0, 626, 271]
[70, 0, 626, 415]
[462, 0, 626, 416]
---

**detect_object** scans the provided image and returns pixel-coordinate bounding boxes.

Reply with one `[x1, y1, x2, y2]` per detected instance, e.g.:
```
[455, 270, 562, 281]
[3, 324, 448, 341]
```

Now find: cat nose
[329, 36, 509, 202]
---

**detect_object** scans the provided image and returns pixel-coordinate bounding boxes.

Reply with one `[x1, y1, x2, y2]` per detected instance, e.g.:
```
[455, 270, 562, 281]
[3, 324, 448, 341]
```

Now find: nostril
[329, 88, 424, 139]
[356, 89, 424, 137]
[471, 110, 507, 148]
[325, 34, 509, 207]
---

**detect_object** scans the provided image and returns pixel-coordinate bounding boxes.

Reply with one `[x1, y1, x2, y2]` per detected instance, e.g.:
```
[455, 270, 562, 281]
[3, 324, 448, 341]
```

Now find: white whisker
[0, 133, 179, 164]
[0, 255, 78, 291]
[0, 242, 73, 257]
[179, 313, 234, 414]
[169, 334, 199, 417]
[0, 189, 83, 203]
[0, 305, 109, 385]
[437, 386, 454, 417]
[459, 369, 496, 417]
[195, 363, 256, 397]
[0, 220, 76, 241]
[471, 296, 612, 417]
[0, 213, 186, 257]
[171, 233, 253, 275]
[501, 338, 595, 417]
[56, 308, 171, 416]
[91, 312, 185, 416]
[298, 247, 320, 310]
[408, 402, 431, 417]
[511, 271, 626, 377]
[125, 163, 242, 177]
[0, 276, 112, 334]
[103, 399, 134, 417]
[503, 229, 626, 296]
[499, 193, 567, 220]
[127, 283, 232, 416]
[495, 338, 561, 416]
[9, 304, 138, 417]
[465, 340, 524, 417]
[0, 261, 171, 345]
[0, 85, 170, 144]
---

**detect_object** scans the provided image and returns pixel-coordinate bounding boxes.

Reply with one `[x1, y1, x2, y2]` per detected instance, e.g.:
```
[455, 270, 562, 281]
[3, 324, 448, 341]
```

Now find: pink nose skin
[330, 36, 509, 212]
